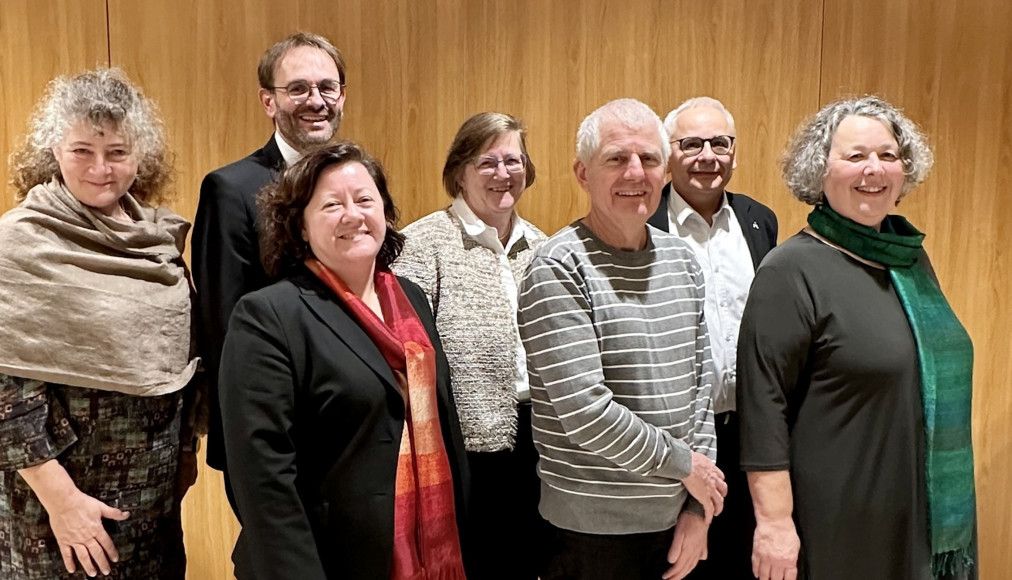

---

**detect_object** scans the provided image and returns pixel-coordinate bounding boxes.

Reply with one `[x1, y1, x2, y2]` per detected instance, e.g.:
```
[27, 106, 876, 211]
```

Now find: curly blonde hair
[8, 68, 173, 205]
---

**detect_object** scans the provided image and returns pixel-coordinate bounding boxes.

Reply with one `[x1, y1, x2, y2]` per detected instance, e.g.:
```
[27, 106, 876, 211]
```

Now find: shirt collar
[449, 196, 526, 250]
[274, 130, 301, 166]
[668, 186, 731, 227]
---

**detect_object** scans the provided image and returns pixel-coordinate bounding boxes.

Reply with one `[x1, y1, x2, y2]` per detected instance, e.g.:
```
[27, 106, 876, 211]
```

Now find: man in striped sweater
[518, 99, 726, 580]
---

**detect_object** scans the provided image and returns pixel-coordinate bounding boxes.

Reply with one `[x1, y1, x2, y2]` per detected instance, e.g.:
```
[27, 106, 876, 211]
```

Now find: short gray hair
[781, 95, 933, 204]
[576, 98, 670, 163]
[663, 96, 736, 137]
[8, 68, 172, 205]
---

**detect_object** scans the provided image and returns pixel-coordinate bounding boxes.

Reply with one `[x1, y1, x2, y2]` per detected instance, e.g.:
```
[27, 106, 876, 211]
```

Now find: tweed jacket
[393, 208, 547, 452]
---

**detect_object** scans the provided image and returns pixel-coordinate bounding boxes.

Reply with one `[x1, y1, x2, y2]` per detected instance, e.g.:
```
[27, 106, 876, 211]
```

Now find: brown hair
[258, 141, 404, 279]
[257, 31, 346, 89]
[441, 112, 536, 198]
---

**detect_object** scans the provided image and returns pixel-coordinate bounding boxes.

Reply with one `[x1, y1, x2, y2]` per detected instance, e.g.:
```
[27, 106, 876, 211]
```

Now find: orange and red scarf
[306, 258, 466, 580]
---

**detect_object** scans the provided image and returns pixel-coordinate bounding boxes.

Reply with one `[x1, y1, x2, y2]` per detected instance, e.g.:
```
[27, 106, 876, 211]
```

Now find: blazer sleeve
[192, 169, 268, 470]
[219, 293, 328, 580]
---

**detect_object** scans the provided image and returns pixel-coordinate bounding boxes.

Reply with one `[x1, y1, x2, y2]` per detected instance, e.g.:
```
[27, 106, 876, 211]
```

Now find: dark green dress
[738, 233, 933, 580]
[0, 374, 185, 579]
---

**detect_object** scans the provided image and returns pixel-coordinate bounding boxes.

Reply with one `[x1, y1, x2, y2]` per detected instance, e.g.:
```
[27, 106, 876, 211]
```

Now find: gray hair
[576, 98, 670, 163]
[8, 67, 172, 205]
[663, 96, 736, 137]
[781, 95, 933, 204]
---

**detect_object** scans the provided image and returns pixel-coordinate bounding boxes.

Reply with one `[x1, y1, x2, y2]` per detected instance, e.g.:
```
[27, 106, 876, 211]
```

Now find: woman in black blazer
[219, 142, 470, 580]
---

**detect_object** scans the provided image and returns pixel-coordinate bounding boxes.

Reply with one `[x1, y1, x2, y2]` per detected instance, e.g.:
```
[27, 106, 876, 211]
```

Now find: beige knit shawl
[0, 178, 198, 396]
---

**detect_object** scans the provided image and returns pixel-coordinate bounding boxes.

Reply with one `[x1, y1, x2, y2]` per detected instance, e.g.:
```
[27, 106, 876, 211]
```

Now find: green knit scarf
[808, 203, 976, 577]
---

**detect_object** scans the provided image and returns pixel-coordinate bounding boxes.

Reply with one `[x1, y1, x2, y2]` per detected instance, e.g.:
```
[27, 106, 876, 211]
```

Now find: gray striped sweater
[517, 221, 716, 534]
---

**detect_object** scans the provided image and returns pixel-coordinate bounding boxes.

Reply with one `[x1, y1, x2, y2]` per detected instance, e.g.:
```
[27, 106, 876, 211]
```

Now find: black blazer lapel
[296, 276, 402, 397]
[727, 191, 777, 270]
[648, 183, 673, 231]
[254, 135, 286, 175]
[727, 192, 760, 269]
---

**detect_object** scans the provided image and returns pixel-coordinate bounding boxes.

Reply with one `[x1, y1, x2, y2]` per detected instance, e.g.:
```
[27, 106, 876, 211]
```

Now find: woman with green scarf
[737, 96, 976, 580]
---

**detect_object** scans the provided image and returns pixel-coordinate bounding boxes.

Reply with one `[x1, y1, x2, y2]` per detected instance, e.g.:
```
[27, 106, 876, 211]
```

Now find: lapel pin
[752, 221, 759, 229]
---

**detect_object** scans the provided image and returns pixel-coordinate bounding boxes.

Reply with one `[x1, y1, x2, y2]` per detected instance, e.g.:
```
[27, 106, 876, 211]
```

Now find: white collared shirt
[666, 190, 754, 414]
[274, 130, 301, 166]
[449, 196, 530, 401]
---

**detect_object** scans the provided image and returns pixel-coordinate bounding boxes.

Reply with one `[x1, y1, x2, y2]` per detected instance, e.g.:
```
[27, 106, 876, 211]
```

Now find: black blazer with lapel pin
[219, 269, 470, 580]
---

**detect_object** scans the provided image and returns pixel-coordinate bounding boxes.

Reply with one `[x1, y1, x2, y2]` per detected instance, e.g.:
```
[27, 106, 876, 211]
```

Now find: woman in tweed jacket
[393, 112, 547, 579]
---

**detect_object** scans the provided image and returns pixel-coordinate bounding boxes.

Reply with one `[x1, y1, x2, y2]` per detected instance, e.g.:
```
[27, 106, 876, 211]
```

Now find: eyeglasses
[473, 155, 526, 176]
[672, 135, 735, 156]
[270, 80, 345, 104]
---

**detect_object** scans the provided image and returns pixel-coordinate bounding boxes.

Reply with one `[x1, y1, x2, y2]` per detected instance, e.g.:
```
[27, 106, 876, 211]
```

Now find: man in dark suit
[191, 31, 347, 514]
[648, 97, 777, 580]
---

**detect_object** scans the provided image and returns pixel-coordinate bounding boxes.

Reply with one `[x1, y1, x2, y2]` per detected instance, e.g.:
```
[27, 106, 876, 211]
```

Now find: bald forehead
[672, 107, 735, 139]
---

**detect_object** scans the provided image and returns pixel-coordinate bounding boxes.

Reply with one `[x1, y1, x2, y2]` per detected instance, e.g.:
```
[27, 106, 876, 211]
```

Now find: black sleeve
[736, 259, 814, 471]
[191, 170, 268, 470]
[219, 294, 328, 580]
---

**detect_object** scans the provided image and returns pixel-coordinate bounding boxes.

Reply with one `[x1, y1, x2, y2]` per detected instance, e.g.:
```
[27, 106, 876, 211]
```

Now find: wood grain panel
[314, 0, 822, 236]
[0, 0, 109, 211]
[821, 0, 1012, 576]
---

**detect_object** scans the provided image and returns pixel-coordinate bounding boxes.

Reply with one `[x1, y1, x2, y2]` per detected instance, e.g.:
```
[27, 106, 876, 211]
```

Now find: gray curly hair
[576, 98, 670, 164]
[781, 95, 933, 204]
[8, 68, 172, 205]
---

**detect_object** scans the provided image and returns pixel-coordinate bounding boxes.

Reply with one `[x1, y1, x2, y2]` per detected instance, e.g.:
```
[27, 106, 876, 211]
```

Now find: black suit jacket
[648, 184, 778, 270]
[219, 271, 470, 580]
[192, 136, 284, 471]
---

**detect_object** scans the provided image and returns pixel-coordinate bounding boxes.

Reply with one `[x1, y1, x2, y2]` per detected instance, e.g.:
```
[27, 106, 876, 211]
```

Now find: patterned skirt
[0, 380, 186, 579]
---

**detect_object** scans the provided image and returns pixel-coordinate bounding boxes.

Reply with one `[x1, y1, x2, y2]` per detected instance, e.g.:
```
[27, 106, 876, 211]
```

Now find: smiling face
[667, 106, 736, 203]
[261, 46, 345, 152]
[456, 131, 526, 225]
[302, 162, 386, 276]
[52, 121, 139, 217]
[823, 115, 905, 228]
[575, 117, 667, 246]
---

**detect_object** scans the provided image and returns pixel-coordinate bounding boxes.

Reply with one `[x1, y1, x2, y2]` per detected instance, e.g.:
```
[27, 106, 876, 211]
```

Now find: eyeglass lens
[678, 136, 734, 155]
[284, 80, 343, 103]
[475, 155, 525, 175]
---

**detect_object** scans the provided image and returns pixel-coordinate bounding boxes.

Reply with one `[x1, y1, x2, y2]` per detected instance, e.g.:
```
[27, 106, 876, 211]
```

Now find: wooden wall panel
[821, 0, 1012, 577]
[3, 0, 1008, 578]
[324, 0, 823, 236]
[0, 0, 109, 211]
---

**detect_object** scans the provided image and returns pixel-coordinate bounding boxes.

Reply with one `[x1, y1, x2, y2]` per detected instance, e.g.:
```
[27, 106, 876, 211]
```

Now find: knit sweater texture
[517, 221, 716, 534]
[393, 208, 547, 452]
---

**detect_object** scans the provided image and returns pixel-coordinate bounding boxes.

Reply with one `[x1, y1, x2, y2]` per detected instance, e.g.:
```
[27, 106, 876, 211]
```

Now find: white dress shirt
[449, 196, 531, 401]
[274, 130, 301, 166]
[666, 191, 754, 414]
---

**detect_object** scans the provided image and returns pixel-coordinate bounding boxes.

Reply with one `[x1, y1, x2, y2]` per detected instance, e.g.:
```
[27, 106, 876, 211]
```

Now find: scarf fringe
[932, 548, 975, 578]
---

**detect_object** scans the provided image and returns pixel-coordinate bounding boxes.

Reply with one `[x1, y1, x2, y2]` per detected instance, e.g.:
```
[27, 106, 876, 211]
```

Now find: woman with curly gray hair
[737, 96, 976, 580]
[0, 68, 201, 579]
